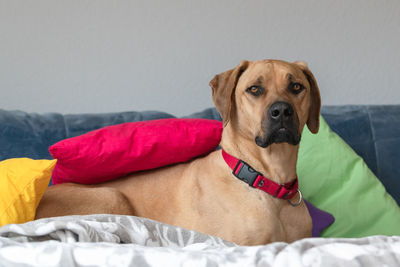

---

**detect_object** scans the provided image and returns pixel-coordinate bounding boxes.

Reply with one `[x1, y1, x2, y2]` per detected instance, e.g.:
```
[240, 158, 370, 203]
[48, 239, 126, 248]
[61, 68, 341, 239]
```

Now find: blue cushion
[1, 106, 399, 205]
[321, 106, 400, 205]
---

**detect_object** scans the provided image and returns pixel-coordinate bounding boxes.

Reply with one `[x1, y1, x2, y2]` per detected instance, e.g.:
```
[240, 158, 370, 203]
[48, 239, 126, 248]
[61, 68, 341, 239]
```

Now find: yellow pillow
[0, 158, 56, 227]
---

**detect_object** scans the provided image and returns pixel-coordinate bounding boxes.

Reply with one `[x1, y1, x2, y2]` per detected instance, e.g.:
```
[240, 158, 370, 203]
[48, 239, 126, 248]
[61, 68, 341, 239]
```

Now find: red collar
[221, 149, 299, 200]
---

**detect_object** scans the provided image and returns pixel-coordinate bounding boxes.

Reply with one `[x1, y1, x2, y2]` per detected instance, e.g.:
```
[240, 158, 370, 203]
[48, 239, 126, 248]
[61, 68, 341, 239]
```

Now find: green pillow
[298, 116, 400, 237]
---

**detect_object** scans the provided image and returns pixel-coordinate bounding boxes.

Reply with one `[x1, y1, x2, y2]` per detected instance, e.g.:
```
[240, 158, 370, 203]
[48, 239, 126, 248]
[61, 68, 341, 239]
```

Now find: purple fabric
[304, 200, 335, 237]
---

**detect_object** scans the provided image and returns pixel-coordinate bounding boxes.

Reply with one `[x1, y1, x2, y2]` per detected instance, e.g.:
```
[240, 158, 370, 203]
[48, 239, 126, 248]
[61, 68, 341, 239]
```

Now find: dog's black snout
[269, 101, 294, 121]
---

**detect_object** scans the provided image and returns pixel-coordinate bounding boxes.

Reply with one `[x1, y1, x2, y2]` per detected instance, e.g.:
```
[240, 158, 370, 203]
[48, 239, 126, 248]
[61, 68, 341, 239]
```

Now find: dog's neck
[220, 125, 299, 185]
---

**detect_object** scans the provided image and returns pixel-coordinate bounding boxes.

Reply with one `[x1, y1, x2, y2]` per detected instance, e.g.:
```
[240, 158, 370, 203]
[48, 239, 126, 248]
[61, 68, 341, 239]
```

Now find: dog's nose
[269, 101, 294, 121]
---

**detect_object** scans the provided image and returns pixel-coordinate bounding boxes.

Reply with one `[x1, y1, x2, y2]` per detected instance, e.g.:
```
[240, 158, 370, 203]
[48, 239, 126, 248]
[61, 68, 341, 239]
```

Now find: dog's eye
[290, 83, 304, 94]
[293, 83, 301, 91]
[246, 86, 263, 96]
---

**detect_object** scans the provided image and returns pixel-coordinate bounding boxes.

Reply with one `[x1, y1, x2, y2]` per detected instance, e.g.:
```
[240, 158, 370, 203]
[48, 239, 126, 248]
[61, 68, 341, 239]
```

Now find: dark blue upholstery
[1, 106, 399, 205]
[321, 106, 400, 205]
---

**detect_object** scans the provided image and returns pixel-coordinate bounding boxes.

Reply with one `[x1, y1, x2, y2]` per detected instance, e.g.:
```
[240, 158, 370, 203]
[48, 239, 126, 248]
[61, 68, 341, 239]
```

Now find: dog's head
[210, 59, 321, 148]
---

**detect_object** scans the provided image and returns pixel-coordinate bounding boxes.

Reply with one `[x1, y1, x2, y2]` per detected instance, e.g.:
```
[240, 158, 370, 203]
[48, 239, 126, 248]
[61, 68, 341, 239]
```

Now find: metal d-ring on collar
[288, 189, 303, 207]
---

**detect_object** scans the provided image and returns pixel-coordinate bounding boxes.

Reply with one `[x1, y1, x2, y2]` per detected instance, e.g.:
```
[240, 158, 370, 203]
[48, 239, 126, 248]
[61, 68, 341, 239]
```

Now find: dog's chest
[191, 185, 312, 245]
[239, 197, 311, 244]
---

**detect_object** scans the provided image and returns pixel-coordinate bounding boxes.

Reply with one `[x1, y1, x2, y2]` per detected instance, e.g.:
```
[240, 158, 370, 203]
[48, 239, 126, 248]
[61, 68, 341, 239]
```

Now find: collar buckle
[232, 160, 260, 187]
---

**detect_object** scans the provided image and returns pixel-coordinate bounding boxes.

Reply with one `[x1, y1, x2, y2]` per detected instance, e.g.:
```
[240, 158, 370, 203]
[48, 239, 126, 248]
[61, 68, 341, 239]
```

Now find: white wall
[1, 0, 399, 116]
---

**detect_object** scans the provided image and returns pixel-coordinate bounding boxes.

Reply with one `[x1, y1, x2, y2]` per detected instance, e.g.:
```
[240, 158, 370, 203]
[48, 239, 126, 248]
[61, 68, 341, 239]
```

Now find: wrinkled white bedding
[0, 214, 399, 266]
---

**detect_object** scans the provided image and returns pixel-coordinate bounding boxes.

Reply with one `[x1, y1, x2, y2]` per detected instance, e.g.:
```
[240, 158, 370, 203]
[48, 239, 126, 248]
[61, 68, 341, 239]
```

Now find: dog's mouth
[255, 126, 301, 148]
[254, 103, 301, 148]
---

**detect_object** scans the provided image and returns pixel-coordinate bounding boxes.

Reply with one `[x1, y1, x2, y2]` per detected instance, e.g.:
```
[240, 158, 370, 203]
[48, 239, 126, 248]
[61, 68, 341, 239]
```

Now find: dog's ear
[209, 60, 249, 126]
[294, 61, 321, 134]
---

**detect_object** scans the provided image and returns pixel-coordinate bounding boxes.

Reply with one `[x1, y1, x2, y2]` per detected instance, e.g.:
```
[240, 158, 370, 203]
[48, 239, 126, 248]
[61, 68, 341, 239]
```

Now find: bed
[0, 105, 399, 266]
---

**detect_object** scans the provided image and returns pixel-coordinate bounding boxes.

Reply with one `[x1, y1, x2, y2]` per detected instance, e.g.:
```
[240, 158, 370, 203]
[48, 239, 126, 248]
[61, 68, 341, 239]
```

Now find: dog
[35, 59, 321, 246]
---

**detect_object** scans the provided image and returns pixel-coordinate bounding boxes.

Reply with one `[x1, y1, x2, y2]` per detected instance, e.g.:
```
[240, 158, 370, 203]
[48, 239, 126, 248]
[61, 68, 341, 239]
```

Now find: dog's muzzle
[255, 101, 301, 148]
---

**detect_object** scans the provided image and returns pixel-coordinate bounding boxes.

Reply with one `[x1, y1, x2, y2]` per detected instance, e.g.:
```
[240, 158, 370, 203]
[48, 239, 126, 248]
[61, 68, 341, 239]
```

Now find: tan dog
[36, 59, 321, 246]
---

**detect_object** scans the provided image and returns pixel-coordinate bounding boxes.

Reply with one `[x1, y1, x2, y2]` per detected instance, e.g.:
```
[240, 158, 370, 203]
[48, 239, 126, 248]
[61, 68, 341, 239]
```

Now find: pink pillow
[50, 119, 223, 185]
